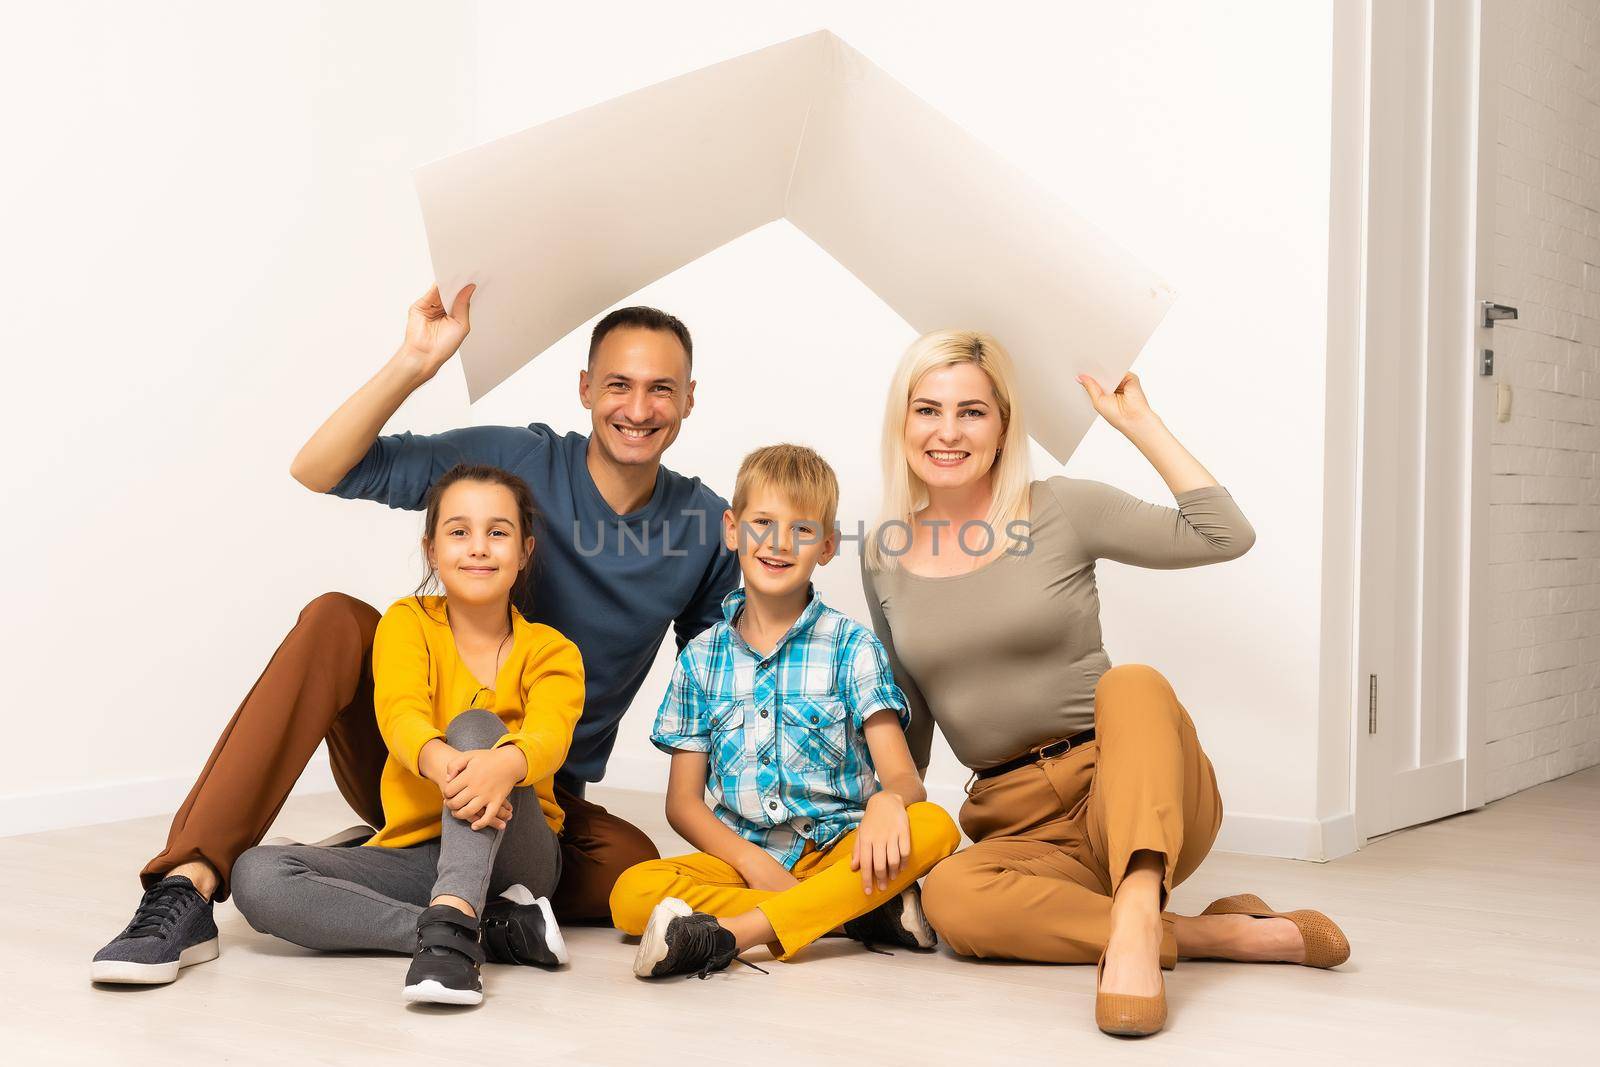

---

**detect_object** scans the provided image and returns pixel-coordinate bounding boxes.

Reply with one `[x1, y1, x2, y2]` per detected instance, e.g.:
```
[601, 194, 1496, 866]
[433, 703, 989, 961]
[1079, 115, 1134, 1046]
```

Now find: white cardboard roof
[413, 29, 1175, 464]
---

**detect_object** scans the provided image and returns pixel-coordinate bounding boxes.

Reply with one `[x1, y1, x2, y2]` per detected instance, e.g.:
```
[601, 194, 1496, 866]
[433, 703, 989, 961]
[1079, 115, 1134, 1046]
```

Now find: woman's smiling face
[426, 479, 534, 606]
[904, 362, 1005, 492]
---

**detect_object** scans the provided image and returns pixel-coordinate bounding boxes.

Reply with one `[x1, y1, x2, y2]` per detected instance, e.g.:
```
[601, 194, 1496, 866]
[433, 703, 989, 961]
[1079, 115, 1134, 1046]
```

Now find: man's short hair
[588, 306, 693, 372]
[731, 444, 840, 533]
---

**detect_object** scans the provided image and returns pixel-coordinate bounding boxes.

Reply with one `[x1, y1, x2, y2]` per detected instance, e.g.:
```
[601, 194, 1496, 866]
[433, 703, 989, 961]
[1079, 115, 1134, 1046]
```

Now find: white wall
[1482, 0, 1600, 800]
[466, 0, 1335, 854]
[0, 1, 477, 832]
[2, 1, 1337, 857]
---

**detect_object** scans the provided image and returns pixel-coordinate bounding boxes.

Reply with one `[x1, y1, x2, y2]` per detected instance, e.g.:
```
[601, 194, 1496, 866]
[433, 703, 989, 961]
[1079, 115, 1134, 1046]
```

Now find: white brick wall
[1484, 0, 1600, 800]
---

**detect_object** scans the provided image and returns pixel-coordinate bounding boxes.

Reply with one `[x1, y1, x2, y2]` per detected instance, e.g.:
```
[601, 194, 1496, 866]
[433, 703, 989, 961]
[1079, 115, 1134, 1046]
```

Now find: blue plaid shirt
[651, 584, 912, 868]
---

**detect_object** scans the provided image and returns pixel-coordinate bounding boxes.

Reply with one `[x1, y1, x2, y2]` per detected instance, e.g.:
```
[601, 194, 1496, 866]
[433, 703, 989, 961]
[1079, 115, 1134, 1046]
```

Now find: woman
[858, 331, 1348, 1037]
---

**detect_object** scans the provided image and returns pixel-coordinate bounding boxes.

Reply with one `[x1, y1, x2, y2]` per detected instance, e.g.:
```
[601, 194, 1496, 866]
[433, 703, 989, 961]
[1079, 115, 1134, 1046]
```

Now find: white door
[1352, 0, 1498, 841]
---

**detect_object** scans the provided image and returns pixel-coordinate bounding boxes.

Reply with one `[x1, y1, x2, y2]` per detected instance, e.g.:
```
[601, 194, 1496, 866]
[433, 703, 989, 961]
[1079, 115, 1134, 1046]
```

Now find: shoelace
[673, 918, 769, 979]
[696, 954, 769, 979]
[126, 881, 198, 939]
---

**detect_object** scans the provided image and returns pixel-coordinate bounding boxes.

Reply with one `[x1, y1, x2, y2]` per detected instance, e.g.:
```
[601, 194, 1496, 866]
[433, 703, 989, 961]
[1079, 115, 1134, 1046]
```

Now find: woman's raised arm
[1077, 370, 1217, 496]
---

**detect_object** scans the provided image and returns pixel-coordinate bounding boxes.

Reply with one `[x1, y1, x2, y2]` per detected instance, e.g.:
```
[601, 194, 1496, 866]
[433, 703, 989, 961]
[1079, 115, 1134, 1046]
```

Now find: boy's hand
[738, 854, 800, 893]
[851, 791, 911, 895]
[443, 747, 528, 831]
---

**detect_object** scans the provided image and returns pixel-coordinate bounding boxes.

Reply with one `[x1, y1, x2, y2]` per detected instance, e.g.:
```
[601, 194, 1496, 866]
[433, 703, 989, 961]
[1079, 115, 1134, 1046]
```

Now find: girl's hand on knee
[418, 739, 463, 789]
[443, 747, 527, 831]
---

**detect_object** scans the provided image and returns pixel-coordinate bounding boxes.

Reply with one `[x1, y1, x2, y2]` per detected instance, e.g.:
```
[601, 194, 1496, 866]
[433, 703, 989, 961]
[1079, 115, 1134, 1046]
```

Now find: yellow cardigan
[365, 596, 585, 849]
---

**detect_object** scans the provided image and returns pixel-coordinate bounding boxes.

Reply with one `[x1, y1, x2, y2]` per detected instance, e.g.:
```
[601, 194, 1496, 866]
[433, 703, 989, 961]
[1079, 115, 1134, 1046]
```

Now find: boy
[609, 444, 961, 978]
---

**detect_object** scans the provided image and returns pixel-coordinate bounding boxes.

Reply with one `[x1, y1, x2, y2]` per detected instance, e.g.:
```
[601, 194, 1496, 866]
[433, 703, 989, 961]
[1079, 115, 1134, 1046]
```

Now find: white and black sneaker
[91, 875, 220, 985]
[481, 884, 568, 967]
[403, 904, 486, 1006]
[843, 884, 938, 953]
[632, 897, 763, 979]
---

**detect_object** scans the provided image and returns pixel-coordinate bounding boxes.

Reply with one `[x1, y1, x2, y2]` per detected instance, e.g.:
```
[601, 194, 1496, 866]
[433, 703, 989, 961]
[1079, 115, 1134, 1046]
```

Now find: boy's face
[722, 485, 836, 600]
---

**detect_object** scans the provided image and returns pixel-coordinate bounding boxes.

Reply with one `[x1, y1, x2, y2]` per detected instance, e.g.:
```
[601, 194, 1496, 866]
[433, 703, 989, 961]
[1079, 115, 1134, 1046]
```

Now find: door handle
[1481, 301, 1518, 327]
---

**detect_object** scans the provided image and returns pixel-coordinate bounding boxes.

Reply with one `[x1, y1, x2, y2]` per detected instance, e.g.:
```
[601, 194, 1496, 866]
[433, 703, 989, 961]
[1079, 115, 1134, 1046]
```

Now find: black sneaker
[843, 884, 938, 952]
[91, 875, 219, 985]
[632, 897, 762, 979]
[403, 904, 486, 1005]
[481, 884, 568, 967]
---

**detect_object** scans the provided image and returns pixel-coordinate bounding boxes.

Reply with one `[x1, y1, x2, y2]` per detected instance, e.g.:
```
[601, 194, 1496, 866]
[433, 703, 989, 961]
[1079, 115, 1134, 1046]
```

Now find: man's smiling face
[579, 325, 695, 469]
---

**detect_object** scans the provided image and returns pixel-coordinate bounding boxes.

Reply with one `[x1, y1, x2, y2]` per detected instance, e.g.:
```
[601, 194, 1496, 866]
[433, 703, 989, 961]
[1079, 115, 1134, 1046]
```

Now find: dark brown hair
[413, 464, 541, 616]
[588, 306, 693, 371]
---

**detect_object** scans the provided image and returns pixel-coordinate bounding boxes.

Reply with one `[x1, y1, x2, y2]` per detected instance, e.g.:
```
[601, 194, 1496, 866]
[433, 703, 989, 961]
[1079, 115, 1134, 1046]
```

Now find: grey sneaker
[91, 875, 219, 985]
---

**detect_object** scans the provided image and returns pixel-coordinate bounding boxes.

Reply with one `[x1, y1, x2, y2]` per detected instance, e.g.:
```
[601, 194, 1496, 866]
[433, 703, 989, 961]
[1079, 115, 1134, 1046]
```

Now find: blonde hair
[731, 443, 840, 532]
[866, 330, 1033, 572]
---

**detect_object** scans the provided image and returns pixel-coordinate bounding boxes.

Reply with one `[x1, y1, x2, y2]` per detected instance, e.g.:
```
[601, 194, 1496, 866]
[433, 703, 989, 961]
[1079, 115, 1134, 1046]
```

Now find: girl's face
[426, 480, 534, 608]
[903, 362, 1005, 493]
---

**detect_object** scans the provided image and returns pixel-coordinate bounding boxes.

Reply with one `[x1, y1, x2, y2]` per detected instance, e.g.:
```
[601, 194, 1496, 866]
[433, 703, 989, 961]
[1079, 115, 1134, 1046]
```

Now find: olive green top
[859, 477, 1255, 771]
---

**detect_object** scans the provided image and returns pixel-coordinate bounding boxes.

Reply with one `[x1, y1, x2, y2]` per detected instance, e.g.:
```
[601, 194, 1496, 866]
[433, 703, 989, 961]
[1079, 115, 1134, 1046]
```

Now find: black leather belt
[973, 727, 1097, 780]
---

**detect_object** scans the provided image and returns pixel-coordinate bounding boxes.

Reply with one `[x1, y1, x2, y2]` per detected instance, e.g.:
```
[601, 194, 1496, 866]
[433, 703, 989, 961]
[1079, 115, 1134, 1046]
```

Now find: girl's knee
[229, 846, 289, 934]
[446, 708, 507, 751]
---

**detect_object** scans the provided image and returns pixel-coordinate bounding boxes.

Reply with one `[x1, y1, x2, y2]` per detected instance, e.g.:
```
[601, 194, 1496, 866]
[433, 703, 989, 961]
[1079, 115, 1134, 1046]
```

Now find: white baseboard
[0, 756, 338, 839]
[1212, 810, 1358, 862]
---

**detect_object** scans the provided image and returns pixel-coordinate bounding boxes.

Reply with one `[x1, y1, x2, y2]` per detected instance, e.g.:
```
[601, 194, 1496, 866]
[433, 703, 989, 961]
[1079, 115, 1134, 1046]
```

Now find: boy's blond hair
[731, 444, 840, 532]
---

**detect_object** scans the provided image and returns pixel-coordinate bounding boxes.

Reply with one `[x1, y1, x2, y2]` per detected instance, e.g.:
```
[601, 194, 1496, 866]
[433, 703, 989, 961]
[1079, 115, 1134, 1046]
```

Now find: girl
[859, 332, 1349, 1037]
[232, 463, 585, 1006]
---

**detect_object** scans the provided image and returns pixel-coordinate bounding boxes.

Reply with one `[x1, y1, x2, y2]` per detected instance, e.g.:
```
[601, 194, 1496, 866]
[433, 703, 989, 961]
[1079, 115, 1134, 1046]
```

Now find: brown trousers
[141, 592, 659, 921]
[921, 663, 1222, 969]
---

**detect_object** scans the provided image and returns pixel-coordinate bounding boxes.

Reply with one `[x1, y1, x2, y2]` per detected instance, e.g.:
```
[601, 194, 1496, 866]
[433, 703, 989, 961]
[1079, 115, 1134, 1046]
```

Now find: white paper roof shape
[414, 29, 1175, 464]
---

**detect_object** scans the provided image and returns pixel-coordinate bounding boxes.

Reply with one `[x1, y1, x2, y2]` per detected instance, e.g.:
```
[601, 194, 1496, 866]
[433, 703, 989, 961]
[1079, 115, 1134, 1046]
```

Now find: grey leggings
[230, 709, 562, 954]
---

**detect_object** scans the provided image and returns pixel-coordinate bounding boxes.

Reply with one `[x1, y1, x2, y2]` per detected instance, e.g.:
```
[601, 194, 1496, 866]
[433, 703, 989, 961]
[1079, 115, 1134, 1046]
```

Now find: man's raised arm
[290, 283, 475, 493]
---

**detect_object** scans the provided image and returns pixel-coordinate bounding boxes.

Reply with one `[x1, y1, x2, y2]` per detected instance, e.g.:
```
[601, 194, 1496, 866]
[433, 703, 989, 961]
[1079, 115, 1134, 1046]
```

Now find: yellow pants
[609, 801, 961, 960]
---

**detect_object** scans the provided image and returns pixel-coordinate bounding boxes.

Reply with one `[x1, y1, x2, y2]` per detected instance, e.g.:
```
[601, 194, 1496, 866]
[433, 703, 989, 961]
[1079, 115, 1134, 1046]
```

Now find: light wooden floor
[5, 768, 1597, 1064]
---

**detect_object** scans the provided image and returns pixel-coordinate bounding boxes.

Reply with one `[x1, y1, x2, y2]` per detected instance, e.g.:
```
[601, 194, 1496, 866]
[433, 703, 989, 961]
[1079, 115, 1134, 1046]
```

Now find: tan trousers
[921, 664, 1222, 969]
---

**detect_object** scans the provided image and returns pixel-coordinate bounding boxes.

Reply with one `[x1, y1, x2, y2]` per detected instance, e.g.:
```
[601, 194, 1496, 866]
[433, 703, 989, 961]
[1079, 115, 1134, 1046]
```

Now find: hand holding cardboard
[413, 29, 1174, 464]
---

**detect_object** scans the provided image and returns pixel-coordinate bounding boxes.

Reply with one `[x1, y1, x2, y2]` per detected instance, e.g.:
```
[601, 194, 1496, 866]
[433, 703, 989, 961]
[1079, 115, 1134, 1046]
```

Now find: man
[91, 284, 739, 984]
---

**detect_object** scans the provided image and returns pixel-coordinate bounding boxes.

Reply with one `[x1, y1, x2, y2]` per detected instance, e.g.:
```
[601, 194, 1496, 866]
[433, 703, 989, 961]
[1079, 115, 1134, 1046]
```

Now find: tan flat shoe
[1095, 948, 1167, 1037]
[1202, 893, 1351, 968]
